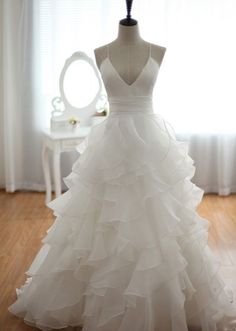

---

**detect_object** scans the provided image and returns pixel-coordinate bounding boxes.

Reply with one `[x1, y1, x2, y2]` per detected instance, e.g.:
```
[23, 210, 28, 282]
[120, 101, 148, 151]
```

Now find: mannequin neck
[116, 23, 142, 44]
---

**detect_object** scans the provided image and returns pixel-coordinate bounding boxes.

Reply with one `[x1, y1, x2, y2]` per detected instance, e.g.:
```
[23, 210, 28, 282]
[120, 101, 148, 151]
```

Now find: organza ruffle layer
[8, 112, 236, 331]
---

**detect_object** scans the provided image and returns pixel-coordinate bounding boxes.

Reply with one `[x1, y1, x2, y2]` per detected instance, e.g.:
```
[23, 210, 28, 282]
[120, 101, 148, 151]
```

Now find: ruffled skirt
[8, 110, 236, 331]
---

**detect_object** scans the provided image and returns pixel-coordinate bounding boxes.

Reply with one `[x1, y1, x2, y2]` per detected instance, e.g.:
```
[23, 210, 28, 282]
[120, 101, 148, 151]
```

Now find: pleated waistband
[108, 97, 154, 116]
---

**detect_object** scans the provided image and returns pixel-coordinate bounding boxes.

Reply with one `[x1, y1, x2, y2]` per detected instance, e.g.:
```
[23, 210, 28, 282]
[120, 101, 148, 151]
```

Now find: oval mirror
[63, 59, 99, 109]
[59, 51, 103, 119]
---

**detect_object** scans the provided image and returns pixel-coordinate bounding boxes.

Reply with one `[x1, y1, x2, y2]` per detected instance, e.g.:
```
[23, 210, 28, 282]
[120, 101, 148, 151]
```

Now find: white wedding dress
[9, 44, 236, 331]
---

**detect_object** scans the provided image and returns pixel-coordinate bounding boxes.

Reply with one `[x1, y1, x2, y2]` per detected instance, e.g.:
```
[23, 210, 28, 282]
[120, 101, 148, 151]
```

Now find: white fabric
[0, 0, 4, 186]
[176, 133, 236, 196]
[1, 0, 48, 191]
[1, 0, 236, 193]
[8, 42, 236, 331]
[2, 0, 26, 191]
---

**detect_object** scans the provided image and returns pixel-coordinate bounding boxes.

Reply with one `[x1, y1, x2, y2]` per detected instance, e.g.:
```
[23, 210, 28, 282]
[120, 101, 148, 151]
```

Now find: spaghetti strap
[149, 43, 151, 58]
[106, 44, 110, 59]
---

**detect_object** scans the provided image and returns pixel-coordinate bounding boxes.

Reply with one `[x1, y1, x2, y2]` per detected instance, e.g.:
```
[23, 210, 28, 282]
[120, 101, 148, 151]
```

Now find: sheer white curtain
[1, 0, 35, 191]
[0, 0, 4, 186]
[1, 0, 236, 194]
[156, 0, 236, 195]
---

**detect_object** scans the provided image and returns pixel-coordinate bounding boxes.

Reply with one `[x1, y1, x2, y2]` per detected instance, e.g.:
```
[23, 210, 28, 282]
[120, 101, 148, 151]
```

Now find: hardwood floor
[0, 190, 236, 331]
[0, 191, 54, 331]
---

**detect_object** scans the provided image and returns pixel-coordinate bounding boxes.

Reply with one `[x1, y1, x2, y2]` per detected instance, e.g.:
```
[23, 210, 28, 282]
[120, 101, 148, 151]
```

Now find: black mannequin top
[120, 0, 137, 26]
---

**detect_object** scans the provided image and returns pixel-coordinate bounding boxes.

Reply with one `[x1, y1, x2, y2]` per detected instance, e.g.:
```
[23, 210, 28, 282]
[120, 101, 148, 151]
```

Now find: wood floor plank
[0, 190, 236, 330]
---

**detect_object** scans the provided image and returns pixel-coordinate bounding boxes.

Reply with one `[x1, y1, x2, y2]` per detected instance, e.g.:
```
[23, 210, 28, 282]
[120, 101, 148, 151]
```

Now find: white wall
[0, 0, 5, 187]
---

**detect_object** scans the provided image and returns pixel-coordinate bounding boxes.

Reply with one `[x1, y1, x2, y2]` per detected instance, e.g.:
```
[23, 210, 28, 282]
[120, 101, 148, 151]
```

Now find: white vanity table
[42, 126, 91, 204]
[42, 51, 107, 204]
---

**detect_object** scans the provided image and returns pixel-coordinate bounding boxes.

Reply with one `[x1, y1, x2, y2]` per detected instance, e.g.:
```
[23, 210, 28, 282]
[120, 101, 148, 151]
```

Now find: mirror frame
[57, 51, 103, 119]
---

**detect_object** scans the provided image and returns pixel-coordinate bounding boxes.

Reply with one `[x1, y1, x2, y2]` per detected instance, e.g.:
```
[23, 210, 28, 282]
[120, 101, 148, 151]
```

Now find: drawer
[62, 139, 83, 150]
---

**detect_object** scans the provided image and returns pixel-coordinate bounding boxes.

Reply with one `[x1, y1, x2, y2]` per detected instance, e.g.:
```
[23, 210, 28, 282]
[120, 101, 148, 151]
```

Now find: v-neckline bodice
[99, 42, 153, 87]
[104, 56, 153, 87]
[97, 42, 160, 101]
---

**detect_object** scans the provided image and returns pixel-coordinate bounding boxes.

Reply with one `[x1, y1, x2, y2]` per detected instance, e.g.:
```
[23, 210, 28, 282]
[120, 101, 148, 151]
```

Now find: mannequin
[94, 1, 166, 86]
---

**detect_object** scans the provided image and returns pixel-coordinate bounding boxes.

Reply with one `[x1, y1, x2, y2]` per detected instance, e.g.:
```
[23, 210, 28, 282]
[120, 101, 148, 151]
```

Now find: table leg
[53, 152, 61, 198]
[42, 143, 52, 204]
